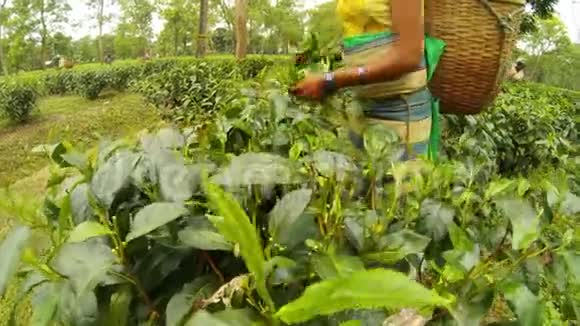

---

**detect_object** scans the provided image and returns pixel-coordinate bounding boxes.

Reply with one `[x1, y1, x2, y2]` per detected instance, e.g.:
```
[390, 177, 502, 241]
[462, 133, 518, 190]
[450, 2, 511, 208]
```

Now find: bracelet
[323, 72, 338, 95]
[357, 66, 369, 85]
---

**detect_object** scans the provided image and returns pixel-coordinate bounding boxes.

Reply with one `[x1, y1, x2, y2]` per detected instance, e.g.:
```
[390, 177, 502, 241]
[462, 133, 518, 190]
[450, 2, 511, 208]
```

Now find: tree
[118, 0, 154, 55]
[306, 1, 341, 49]
[31, 0, 71, 67]
[519, 17, 578, 88]
[0, 0, 9, 75]
[234, 0, 247, 58]
[50, 31, 73, 57]
[211, 26, 233, 53]
[521, 0, 559, 33]
[87, 0, 115, 63]
[196, 0, 209, 57]
[156, 0, 197, 56]
[5, 0, 38, 71]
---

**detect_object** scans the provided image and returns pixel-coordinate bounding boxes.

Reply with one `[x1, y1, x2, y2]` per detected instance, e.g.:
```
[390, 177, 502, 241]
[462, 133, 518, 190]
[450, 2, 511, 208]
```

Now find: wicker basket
[425, 0, 526, 115]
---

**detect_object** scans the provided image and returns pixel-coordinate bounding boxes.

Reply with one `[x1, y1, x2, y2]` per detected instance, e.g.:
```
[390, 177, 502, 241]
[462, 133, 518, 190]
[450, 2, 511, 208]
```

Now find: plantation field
[0, 56, 578, 326]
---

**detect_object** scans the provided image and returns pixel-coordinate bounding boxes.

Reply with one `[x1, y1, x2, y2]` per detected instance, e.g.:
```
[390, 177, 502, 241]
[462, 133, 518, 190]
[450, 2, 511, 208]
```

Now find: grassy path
[0, 92, 163, 325]
[0, 92, 162, 187]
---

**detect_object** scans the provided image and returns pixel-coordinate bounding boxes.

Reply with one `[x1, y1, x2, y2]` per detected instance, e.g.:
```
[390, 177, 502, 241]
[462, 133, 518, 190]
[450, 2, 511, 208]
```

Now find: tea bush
[42, 70, 76, 96]
[0, 56, 288, 105]
[0, 78, 38, 123]
[443, 82, 579, 178]
[0, 80, 578, 325]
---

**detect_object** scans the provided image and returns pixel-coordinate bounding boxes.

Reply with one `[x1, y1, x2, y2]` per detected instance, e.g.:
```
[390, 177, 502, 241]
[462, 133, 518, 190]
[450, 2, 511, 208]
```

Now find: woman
[292, 0, 441, 161]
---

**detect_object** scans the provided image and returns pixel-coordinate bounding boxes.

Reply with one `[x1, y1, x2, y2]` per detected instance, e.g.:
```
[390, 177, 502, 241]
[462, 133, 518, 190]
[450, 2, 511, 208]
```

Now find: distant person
[507, 60, 526, 82]
[104, 54, 114, 64]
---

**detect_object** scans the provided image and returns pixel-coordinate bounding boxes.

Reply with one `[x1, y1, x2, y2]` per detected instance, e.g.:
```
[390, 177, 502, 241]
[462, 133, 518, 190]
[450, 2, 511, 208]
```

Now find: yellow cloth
[336, 0, 427, 97]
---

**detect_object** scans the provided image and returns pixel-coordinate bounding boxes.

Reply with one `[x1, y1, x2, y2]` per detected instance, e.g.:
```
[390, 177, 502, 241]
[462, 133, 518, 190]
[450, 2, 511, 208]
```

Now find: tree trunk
[173, 19, 179, 56]
[40, 1, 47, 69]
[97, 0, 105, 63]
[234, 0, 248, 59]
[0, 25, 5, 75]
[196, 0, 209, 57]
[0, 0, 8, 75]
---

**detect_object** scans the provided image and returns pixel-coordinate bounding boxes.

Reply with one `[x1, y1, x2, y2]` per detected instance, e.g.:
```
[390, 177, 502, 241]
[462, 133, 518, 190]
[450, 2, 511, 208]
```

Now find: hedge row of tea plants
[0, 77, 38, 123]
[0, 74, 578, 325]
[0, 56, 288, 123]
[443, 82, 579, 178]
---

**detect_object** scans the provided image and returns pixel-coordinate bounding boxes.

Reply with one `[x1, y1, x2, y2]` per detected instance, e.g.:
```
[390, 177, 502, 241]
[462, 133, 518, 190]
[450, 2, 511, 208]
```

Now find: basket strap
[477, 0, 524, 33]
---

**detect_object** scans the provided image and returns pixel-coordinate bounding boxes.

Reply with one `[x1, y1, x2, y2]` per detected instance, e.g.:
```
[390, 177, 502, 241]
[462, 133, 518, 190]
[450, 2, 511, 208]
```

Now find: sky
[69, 0, 580, 43]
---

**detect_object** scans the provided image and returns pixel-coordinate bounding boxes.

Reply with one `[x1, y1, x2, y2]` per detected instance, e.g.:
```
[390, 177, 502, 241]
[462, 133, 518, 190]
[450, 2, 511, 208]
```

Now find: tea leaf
[419, 199, 455, 241]
[126, 203, 189, 242]
[105, 285, 133, 326]
[485, 180, 517, 199]
[560, 251, 580, 280]
[185, 310, 227, 326]
[339, 321, 362, 326]
[70, 183, 94, 225]
[212, 153, 298, 186]
[178, 226, 232, 251]
[268, 188, 313, 247]
[185, 309, 262, 326]
[497, 199, 539, 250]
[561, 192, 580, 215]
[275, 269, 451, 323]
[204, 182, 275, 310]
[61, 152, 90, 173]
[448, 222, 474, 252]
[158, 162, 198, 203]
[29, 283, 59, 326]
[51, 239, 123, 294]
[449, 291, 494, 326]
[502, 282, 543, 326]
[156, 128, 186, 149]
[0, 225, 31, 296]
[67, 221, 112, 243]
[363, 230, 431, 264]
[91, 151, 141, 209]
[308, 151, 357, 181]
[166, 276, 219, 326]
[58, 282, 99, 326]
[32, 142, 68, 167]
[312, 254, 364, 279]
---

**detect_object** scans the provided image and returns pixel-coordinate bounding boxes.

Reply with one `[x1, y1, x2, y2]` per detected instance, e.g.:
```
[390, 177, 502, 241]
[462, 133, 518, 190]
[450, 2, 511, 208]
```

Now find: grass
[0, 91, 163, 325]
[0, 91, 163, 187]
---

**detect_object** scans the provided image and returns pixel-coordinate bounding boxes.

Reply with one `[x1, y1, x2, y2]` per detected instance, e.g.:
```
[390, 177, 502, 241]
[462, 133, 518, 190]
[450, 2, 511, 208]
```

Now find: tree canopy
[0, 0, 571, 74]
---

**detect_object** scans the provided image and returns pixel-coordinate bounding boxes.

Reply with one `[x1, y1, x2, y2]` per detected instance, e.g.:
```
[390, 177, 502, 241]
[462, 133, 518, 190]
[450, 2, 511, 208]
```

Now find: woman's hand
[290, 74, 325, 100]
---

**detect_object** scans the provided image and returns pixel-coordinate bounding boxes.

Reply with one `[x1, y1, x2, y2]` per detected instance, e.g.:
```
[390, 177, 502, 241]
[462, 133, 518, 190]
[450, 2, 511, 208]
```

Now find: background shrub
[0, 79, 38, 123]
[443, 82, 579, 177]
[73, 69, 110, 100]
[42, 70, 76, 96]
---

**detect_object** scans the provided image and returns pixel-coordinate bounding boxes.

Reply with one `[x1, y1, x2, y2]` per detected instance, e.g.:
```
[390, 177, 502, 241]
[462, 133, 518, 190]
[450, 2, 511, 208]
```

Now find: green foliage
[276, 269, 451, 323]
[0, 70, 578, 326]
[1, 50, 579, 326]
[0, 225, 31, 296]
[0, 78, 38, 123]
[443, 82, 578, 178]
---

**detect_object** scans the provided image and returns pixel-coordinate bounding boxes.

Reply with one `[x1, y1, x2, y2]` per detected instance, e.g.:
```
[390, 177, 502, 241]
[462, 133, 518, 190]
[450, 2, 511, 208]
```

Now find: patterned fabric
[336, 0, 432, 160]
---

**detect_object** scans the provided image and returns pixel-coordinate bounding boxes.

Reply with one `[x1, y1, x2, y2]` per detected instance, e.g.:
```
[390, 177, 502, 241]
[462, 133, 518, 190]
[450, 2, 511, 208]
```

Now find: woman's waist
[357, 87, 433, 122]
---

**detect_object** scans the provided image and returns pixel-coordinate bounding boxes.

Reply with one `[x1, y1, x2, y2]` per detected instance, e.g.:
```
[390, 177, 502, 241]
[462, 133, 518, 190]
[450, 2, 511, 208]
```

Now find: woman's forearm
[332, 44, 423, 89]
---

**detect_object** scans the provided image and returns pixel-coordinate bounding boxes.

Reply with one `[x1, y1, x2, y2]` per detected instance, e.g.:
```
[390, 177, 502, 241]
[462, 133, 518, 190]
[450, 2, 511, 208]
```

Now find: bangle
[323, 72, 338, 95]
[357, 66, 369, 85]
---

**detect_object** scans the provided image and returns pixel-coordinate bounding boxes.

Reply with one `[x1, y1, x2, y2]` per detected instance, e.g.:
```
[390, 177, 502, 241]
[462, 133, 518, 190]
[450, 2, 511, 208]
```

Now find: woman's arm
[333, 0, 425, 88]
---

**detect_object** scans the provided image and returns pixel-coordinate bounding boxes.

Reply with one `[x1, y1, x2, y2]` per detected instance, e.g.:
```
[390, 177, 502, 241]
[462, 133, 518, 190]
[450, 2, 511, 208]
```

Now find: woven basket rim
[490, 0, 526, 4]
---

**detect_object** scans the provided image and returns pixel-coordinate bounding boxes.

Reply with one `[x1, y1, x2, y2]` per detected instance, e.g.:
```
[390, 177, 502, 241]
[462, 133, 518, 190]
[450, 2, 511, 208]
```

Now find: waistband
[359, 87, 433, 122]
